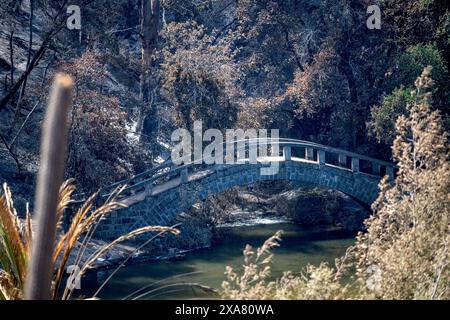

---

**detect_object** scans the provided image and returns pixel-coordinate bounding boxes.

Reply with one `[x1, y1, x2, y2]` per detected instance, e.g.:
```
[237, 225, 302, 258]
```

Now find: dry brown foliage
[222, 67, 449, 300]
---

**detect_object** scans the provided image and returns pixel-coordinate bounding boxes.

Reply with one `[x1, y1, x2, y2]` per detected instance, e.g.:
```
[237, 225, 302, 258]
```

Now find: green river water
[78, 223, 355, 300]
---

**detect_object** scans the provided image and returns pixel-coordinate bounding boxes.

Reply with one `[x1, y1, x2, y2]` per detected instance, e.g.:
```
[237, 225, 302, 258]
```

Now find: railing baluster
[306, 148, 314, 161]
[338, 154, 347, 167]
[145, 183, 153, 196]
[283, 146, 292, 161]
[318, 150, 326, 165]
[351, 157, 360, 172]
[386, 166, 394, 180]
[372, 163, 381, 176]
[180, 168, 188, 183]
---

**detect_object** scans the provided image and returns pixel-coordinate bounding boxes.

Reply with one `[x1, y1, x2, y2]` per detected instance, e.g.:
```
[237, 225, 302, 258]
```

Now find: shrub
[222, 67, 450, 300]
[158, 21, 241, 132]
[368, 86, 414, 144]
[351, 67, 449, 299]
[61, 50, 137, 192]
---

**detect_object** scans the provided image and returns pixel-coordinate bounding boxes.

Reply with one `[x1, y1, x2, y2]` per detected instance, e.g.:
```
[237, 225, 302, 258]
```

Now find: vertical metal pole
[25, 74, 73, 300]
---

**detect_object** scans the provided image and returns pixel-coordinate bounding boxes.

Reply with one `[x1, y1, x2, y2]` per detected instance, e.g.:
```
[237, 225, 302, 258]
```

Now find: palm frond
[0, 185, 27, 287]
[0, 262, 22, 300]
[24, 204, 32, 258]
[56, 179, 76, 232]
[52, 191, 98, 264]
[53, 186, 127, 299]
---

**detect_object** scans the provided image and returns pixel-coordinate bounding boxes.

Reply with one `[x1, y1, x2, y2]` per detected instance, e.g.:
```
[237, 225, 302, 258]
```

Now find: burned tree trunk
[9, 30, 14, 89]
[20, 0, 34, 101]
[9, 0, 35, 135]
[137, 0, 160, 137]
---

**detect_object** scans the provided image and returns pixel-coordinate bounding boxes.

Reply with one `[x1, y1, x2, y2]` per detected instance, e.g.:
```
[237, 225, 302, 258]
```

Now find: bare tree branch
[0, 0, 68, 112]
[0, 134, 21, 174]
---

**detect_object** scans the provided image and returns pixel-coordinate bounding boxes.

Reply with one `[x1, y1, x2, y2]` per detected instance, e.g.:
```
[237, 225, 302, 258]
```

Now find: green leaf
[0, 225, 22, 287]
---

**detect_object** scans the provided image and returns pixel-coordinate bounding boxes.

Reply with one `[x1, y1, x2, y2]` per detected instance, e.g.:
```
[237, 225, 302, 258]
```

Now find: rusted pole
[25, 74, 73, 300]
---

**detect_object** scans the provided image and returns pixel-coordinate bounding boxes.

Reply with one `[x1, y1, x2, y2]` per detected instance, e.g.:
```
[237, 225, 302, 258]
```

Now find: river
[78, 222, 355, 300]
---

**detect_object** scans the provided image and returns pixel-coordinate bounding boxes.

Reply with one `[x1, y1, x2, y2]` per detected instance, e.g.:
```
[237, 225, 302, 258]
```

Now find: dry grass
[221, 68, 450, 300]
[221, 231, 283, 300]
[51, 183, 128, 298]
[63, 225, 180, 300]
[0, 183, 29, 299]
[0, 180, 180, 300]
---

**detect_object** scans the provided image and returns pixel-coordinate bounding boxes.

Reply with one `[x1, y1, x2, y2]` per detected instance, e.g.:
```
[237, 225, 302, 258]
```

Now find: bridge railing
[273, 139, 396, 179]
[73, 138, 397, 202]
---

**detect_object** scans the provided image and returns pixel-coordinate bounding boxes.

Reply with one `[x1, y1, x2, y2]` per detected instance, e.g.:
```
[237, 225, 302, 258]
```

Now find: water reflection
[77, 223, 354, 300]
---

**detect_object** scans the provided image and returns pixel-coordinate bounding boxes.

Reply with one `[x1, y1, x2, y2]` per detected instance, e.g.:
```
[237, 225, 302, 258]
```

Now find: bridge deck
[118, 156, 382, 207]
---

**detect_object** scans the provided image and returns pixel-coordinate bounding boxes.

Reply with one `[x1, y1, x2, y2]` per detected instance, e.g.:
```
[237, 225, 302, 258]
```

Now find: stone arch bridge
[92, 139, 396, 240]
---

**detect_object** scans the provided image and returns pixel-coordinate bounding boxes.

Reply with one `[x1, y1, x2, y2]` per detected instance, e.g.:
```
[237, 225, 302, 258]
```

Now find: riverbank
[68, 183, 368, 274]
[66, 214, 288, 275]
[76, 223, 355, 300]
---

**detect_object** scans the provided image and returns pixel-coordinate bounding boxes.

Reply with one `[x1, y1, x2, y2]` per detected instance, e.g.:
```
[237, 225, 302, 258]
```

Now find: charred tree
[138, 0, 160, 139]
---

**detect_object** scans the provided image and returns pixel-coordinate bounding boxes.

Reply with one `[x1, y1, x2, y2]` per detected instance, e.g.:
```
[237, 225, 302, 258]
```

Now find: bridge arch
[94, 139, 395, 240]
